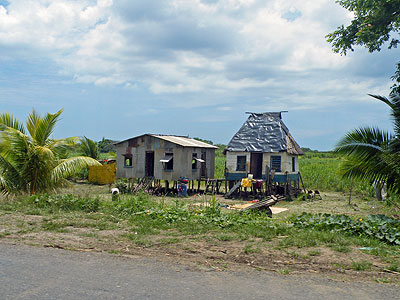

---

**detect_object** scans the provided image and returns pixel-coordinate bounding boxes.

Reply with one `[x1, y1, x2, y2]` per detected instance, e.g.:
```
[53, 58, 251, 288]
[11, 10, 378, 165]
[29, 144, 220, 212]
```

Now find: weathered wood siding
[116, 136, 215, 180]
[225, 151, 299, 176]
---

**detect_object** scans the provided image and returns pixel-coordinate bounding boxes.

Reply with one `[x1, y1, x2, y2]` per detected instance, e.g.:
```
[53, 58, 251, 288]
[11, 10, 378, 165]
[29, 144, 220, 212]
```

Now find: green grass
[388, 262, 400, 272]
[330, 245, 351, 253]
[215, 233, 236, 241]
[243, 244, 261, 254]
[214, 150, 375, 196]
[0, 231, 11, 238]
[41, 220, 70, 233]
[307, 250, 321, 257]
[278, 268, 291, 275]
[215, 156, 225, 179]
[299, 152, 374, 195]
[0, 189, 399, 276]
[351, 260, 372, 271]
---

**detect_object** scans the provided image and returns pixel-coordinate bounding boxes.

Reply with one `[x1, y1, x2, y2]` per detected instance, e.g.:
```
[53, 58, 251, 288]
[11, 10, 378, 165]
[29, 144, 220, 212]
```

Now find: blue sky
[0, 0, 396, 150]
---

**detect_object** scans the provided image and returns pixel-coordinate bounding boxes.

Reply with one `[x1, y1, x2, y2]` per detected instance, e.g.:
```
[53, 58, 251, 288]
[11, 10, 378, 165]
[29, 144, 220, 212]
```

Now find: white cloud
[0, 0, 396, 109]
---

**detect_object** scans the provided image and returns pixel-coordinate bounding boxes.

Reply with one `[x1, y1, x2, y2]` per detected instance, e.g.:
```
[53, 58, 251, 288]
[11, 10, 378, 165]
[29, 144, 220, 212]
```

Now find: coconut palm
[335, 94, 400, 195]
[79, 136, 99, 160]
[0, 109, 100, 195]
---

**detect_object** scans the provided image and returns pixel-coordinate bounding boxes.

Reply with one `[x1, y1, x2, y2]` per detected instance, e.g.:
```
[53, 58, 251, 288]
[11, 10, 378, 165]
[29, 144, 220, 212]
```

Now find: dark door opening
[250, 153, 263, 179]
[145, 151, 154, 177]
[201, 151, 206, 178]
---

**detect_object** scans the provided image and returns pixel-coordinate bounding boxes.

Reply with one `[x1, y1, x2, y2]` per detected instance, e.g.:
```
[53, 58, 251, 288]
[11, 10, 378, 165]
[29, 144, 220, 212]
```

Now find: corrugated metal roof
[225, 112, 303, 155]
[150, 135, 218, 148]
[116, 134, 217, 149]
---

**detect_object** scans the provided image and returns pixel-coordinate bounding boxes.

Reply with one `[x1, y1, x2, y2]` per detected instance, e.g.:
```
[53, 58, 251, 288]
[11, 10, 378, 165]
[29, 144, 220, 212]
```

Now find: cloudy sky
[0, 0, 397, 150]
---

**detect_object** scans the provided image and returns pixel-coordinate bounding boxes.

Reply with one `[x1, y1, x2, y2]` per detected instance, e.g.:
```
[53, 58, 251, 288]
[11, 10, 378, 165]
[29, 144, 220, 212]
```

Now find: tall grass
[299, 152, 374, 195]
[214, 150, 373, 195]
[215, 156, 225, 179]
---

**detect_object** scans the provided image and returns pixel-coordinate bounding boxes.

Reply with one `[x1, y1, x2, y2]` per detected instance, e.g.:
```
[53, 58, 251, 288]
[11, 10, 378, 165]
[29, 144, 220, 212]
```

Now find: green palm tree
[0, 109, 101, 195]
[79, 136, 99, 160]
[335, 94, 400, 195]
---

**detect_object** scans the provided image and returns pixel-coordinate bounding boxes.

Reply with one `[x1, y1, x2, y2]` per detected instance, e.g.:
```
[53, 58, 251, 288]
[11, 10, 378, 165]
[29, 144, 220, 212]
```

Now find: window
[160, 153, 173, 171]
[236, 156, 246, 171]
[292, 157, 296, 172]
[270, 156, 281, 172]
[124, 154, 132, 167]
[192, 153, 197, 170]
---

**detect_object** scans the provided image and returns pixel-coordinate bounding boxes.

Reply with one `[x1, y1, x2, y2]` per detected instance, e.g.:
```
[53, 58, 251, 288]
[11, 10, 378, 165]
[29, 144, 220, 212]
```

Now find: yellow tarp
[88, 163, 116, 185]
[241, 178, 254, 188]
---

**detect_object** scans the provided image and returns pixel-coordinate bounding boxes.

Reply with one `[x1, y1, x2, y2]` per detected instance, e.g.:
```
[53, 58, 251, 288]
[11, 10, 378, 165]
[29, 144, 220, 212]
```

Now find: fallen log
[239, 195, 286, 217]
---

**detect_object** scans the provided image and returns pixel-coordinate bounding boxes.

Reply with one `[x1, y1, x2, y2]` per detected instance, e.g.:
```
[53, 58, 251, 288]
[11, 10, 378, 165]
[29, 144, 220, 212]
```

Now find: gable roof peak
[226, 111, 303, 155]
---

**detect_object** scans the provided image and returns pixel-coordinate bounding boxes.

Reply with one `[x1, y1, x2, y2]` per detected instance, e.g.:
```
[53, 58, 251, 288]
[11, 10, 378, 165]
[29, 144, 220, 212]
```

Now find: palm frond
[0, 112, 25, 134]
[336, 127, 392, 156]
[335, 127, 397, 189]
[1, 127, 30, 163]
[388, 93, 400, 137]
[368, 94, 394, 109]
[26, 109, 40, 138]
[32, 109, 63, 146]
[79, 136, 99, 159]
[51, 156, 101, 184]
[339, 155, 391, 183]
[0, 154, 25, 194]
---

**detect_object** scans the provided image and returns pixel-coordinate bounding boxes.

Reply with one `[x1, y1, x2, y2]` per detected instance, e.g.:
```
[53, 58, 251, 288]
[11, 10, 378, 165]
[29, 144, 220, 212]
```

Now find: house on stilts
[224, 112, 304, 196]
[115, 134, 217, 192]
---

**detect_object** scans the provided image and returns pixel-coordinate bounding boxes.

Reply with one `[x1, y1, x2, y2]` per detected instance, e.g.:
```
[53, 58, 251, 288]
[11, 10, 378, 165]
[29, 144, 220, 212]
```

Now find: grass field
[215, 150, 374, 196]
[0, 152, 399, 283]
[0, 182, 399, 283]
[299, 152, 374, 196]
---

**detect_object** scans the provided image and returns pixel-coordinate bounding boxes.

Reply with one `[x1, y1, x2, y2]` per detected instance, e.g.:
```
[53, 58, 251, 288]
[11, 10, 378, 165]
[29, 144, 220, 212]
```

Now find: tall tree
[0, 109, 100, 195]
[79, 136, 99, 159]
[335, 94, 400, 195]
[326, 0, 400, 94]
[98, 137, 116, 153]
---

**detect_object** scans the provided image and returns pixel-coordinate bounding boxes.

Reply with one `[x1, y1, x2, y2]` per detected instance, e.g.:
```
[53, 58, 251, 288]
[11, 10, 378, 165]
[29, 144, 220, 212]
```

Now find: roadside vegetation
[0, 111, 399, 283]
[0, 109, 100, 195]
[0, 185, 399, 283]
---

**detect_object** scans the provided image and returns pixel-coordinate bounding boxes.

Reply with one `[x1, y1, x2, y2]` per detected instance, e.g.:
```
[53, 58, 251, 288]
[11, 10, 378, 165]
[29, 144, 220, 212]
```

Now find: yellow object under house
[241, 177, 254, 188]
[88, 163, 116, 185]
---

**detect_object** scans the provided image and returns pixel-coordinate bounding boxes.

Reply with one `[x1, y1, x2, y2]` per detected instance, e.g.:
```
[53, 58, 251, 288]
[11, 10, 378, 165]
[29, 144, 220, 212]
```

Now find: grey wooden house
[224, 112, 303, 183]
[115, 134, 217, 181]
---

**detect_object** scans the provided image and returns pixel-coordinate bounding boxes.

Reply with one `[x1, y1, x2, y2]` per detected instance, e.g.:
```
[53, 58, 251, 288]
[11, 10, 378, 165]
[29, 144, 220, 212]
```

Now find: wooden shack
[224, 112, 304, 184]
[115, 134, 217, 181]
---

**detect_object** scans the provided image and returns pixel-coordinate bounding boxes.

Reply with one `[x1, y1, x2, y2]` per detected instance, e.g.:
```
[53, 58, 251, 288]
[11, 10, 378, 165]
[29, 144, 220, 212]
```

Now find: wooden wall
[116, 136, 215, 180]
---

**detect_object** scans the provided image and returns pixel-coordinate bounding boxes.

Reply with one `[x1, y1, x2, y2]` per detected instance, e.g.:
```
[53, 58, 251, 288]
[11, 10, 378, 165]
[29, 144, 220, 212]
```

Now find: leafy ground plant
[291, 213, 400, 245]
[1, 189, 399, 283]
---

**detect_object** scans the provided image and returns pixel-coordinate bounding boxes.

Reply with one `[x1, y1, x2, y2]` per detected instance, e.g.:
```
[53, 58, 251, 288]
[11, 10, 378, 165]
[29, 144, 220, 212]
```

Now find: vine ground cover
[0, 186, 399, 284]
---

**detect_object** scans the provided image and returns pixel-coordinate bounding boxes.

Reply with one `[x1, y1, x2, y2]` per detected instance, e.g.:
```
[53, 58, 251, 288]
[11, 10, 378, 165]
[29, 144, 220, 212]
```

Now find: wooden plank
[226, 180, 242, 197]
[239, 195, 285, 212]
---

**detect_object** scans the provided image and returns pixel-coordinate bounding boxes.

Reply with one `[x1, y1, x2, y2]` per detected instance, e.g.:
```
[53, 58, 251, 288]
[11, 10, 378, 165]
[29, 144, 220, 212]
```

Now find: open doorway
[145, 151, 154, 177]
[250, 153, 263, 179]
[201, 151, 207, 178]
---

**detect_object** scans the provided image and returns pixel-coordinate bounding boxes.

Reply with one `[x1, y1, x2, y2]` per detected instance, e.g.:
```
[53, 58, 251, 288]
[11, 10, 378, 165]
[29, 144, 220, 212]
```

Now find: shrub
[291, 213, 400, 245]
[27, 194, 100, 212]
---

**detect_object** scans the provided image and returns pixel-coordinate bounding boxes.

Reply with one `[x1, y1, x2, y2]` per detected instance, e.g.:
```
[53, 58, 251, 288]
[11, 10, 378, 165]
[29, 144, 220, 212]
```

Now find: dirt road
[1, 242, 398, 300]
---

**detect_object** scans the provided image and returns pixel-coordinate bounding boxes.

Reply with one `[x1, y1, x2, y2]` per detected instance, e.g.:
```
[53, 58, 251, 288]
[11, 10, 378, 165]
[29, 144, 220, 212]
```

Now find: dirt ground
[1, 204, 399, 285]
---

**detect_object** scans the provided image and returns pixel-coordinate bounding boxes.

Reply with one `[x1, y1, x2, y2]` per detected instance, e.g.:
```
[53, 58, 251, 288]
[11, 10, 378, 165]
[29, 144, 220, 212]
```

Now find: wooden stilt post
[298, 172, 306, 194]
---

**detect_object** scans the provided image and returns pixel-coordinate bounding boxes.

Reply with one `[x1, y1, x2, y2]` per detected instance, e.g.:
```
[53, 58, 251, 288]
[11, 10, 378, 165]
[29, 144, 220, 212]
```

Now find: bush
[291, 213, 400, 245]
[111, 192, 153, 215]
[27, 194, 100, 212]
[115, 180, 129, 194]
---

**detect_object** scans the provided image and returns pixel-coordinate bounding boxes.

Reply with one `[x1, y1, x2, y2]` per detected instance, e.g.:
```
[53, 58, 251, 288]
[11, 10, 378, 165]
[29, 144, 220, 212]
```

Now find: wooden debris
[239, 195, 286, 217]
[225, 180, 242, 198]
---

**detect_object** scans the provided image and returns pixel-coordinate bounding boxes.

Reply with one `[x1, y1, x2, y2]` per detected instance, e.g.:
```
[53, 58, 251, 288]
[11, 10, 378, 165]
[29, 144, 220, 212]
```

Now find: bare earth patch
[1, 209, 399, 285]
